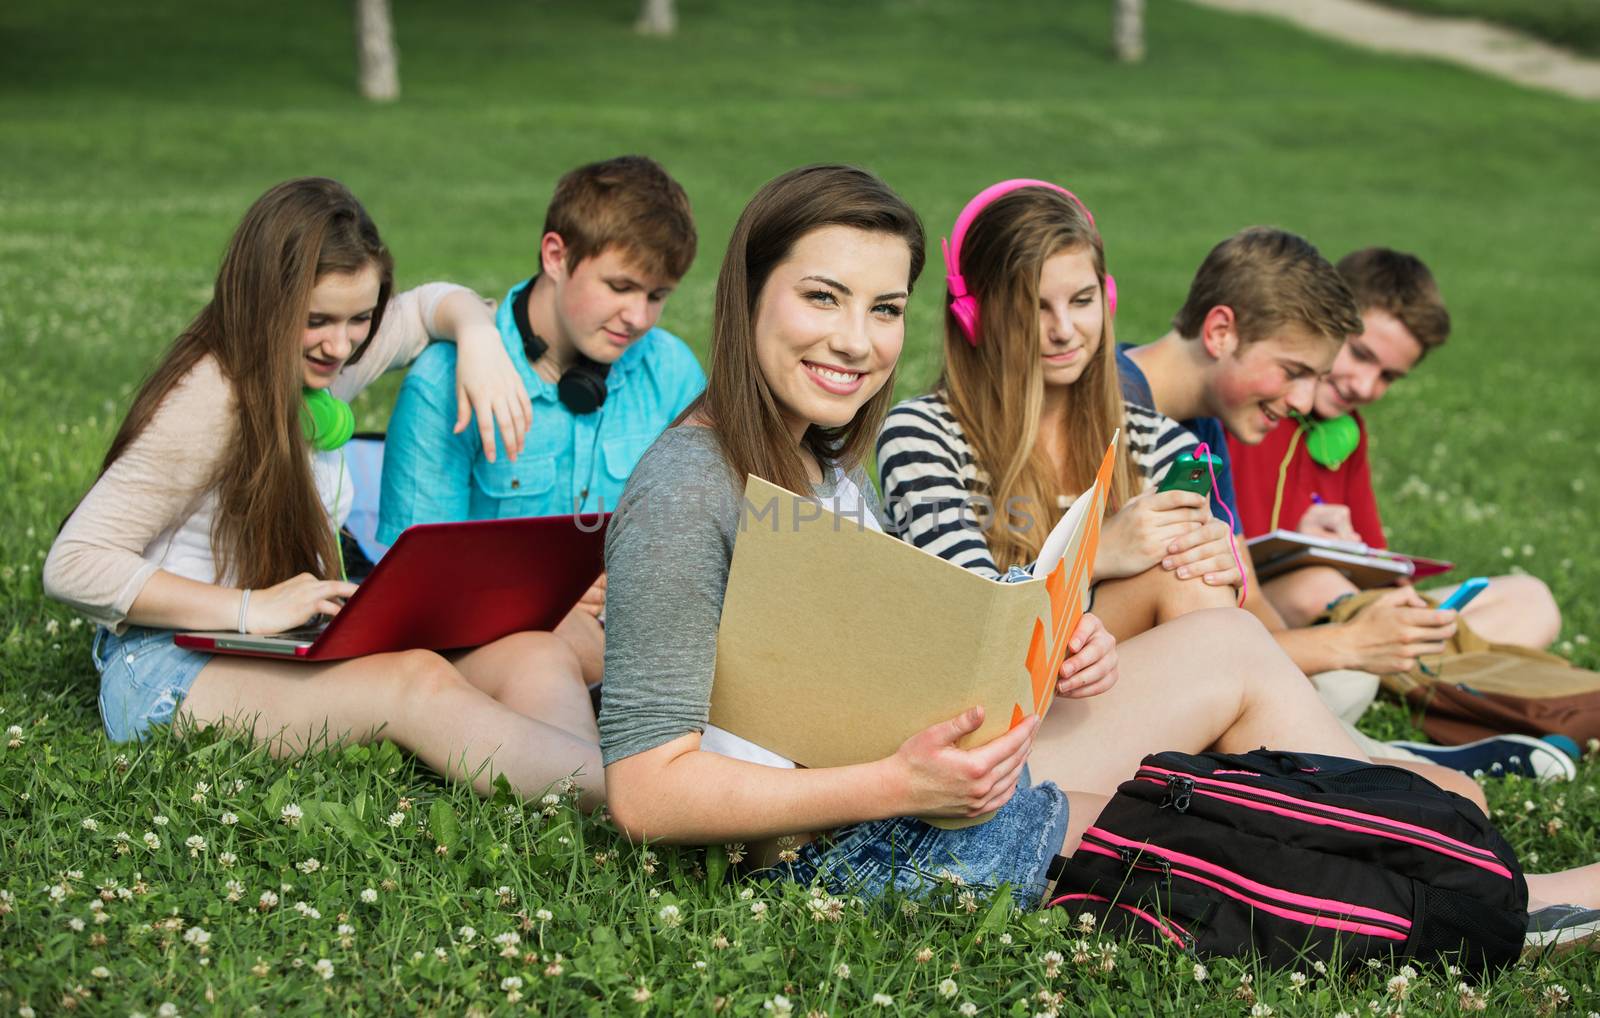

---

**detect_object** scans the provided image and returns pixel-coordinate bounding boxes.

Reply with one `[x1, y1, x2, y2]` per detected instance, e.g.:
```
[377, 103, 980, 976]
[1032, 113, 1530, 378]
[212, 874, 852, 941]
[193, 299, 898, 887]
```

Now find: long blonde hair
[91, 178, 394, 588]
[688, 165, 925, 492]
[939, 186, 1138, 571]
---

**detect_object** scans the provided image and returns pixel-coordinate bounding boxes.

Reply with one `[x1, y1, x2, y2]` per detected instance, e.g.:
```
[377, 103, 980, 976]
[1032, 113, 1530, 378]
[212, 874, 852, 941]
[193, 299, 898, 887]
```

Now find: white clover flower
[224, 880, 244, 902]
[17, 1007, 35, 1018]
[313, 958, 334, 980]
[0, 888, 15, 914]
[294, 901, 321, 919]
[763, 994, 793, 1017]
[296, 857, 321, 875]
[457, 925, 477, 942]
[280, 803, 303, 827]
[183, 926, 211, 946]
[385, 812, 405, 828]
[185, 835, 207, 857]
[359, 888, 377, 904]
[258, 890, 279, 910]
[534, 908, 553, 922]
[219, 812, 238, 826]
[493, 931, 520, 946]
[939, 977, 959, 999]
[142, 832, 161, 851]
[90, 966, 110, 979]
[657, 903, 683, 929]
[749, 900, 768, 920]
[152, 815, 168, 827]
[67, 916, 86, 932]
[158, 1004, 180, 1018]
[872, 992, 894, 1007]
[1193, 963, 1209, 982]
[217, 851, 237, 868]
[738, 887, 755, 901]
[959, 1004, 978, 1018]
[834, 963, 851, 980]
[7, 724, 25, 747]
[1251, 1006, 1273, 1018]
[632, 985, 652, 1003]
[80, 818, 98, 831]
[1290, 971, 1307, 989]
[999, 932, 1013, 945]
[47, 883, 68, 902]
[500, 976, 524, 992]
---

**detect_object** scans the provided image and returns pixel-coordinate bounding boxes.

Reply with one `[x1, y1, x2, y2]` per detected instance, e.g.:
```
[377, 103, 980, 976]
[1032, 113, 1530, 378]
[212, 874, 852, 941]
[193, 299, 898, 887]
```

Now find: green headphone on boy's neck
[301, 388, 355, 452]
[1294, 411, 1360, 469]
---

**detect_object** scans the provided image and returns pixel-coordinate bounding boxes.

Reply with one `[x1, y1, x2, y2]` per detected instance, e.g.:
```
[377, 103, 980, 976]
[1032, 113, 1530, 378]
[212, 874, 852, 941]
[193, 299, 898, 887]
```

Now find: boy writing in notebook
[1121, 233, 1573, 779]
[379, 156, 707, 681]
[1227, 247, 1560, 650]
[1116, 232, 1453, 694]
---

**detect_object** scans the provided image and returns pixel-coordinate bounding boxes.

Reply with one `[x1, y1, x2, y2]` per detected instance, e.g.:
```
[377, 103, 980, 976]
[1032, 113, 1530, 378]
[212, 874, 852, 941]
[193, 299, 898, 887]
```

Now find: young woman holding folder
[596, 165, 1404, 903]
[44, 178, 604, 808]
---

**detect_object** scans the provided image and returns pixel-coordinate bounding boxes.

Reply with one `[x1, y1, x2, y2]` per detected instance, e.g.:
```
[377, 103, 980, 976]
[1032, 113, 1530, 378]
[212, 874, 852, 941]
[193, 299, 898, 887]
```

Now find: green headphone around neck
[301, 387, 355, 452]
[1295, 412, 1359, 469]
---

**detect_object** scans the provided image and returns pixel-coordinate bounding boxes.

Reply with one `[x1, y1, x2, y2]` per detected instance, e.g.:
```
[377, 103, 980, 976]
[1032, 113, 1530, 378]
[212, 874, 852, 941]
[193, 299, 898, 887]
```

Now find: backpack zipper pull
[1165, 775, 1194, 813]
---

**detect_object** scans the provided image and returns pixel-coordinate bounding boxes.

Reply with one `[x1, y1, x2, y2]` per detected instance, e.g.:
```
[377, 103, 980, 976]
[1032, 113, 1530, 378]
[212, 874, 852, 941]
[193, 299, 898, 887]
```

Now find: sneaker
[1386, 734, 1577, 782]
[1524, 904, 1600, 955]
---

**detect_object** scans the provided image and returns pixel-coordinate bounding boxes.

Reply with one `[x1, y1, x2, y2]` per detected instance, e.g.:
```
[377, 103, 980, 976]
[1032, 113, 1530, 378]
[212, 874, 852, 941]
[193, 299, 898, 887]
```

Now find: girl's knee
[393, 649, 468, 703]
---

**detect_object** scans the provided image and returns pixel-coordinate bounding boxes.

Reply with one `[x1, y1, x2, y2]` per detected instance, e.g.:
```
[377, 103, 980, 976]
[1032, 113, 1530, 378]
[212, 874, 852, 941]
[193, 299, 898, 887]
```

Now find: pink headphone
[942, 178, 1117, 347]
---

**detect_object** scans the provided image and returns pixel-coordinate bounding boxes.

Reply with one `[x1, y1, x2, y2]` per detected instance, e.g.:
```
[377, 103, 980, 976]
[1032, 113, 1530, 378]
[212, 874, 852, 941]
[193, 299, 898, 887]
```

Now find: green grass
[3, 0, 1600, 1012]
[1372, 0, 1600, 56]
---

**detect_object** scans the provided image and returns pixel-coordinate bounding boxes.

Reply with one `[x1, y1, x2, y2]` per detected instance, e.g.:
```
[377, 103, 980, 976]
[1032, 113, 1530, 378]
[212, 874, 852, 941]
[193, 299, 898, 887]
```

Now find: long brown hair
[689, 165, 925, 493]
[95, 177, 394, 588]
[938, 186, 1139, 571]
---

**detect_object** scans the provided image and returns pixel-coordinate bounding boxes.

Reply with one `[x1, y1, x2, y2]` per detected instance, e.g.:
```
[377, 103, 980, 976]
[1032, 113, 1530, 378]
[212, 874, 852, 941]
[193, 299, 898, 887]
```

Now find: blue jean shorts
[91, 626, 213, 742]
[766, 767, 1070, 908]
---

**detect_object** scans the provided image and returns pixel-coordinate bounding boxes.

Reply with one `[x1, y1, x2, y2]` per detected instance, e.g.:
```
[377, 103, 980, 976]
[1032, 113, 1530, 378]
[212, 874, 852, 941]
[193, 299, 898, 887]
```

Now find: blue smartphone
[1437, 576, 1488, 612]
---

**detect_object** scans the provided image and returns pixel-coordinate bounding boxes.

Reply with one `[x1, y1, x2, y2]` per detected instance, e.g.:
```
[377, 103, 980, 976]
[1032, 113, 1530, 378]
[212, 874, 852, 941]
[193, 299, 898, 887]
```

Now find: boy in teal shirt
[380, 156, 705, 680]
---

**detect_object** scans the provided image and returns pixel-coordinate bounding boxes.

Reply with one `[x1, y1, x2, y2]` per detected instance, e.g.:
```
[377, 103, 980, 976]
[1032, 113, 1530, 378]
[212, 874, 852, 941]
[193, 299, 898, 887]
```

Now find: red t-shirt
[1226, 414, 1387, 547]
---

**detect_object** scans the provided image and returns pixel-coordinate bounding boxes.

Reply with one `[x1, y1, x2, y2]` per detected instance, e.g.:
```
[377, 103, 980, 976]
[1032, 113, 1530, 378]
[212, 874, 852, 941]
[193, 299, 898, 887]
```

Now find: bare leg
[1428, 574, 1562, 649]
[179, 640, 604, 809]
[1092, 565, 1236, 643]
[554, 608, 605, 686]
[1030, 608, 1367, 796]
[1263, 566, 1356, 628]
[1527, 866, 1600, 910]
[447, 631, 597, 741]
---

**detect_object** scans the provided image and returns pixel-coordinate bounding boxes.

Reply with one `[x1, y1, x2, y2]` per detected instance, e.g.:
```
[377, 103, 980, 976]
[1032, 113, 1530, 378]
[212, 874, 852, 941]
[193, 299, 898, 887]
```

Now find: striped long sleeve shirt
[875, 392, 1200, 578]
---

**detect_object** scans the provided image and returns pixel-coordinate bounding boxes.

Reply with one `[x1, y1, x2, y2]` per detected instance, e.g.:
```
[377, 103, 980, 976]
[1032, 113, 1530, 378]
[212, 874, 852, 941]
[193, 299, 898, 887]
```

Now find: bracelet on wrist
[237, 589, 252, 634]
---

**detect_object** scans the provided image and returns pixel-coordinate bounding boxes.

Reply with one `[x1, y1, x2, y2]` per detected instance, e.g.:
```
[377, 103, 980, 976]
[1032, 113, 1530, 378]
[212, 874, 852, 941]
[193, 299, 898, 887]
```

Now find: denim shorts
[91, 626, 212, 743]
[766, 767, 1070, 908]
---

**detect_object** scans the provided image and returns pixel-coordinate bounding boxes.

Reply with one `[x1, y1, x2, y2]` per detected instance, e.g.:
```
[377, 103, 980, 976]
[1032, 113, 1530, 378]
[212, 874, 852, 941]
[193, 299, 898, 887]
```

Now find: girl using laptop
[596, 165, 1412, 900]
[45, 178, 604, 808]
[876, 180, 1240, 642]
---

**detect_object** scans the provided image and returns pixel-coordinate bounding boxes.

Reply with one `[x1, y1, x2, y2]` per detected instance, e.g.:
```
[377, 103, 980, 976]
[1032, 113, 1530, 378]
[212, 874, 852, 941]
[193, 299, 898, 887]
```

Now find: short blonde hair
[1174, 227, 1361, 346]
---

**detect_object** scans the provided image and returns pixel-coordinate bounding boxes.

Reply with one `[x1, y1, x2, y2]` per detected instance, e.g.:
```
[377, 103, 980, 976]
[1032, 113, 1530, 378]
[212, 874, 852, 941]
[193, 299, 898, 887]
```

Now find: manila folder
[709, 437, 1116, 801]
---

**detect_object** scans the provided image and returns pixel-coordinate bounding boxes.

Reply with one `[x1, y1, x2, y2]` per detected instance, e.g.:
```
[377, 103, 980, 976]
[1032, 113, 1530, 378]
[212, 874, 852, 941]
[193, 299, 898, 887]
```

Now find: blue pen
[1310, 493, 1324, 505]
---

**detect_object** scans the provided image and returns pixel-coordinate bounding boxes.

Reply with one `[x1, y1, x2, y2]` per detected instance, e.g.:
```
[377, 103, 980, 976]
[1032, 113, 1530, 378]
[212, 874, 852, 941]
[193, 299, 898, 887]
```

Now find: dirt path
[1188, 0, 1600, 101]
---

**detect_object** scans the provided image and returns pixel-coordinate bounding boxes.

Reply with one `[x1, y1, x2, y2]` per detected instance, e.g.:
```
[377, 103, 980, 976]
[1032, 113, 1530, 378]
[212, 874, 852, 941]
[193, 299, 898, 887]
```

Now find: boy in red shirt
[1228, 248, 1560, 647]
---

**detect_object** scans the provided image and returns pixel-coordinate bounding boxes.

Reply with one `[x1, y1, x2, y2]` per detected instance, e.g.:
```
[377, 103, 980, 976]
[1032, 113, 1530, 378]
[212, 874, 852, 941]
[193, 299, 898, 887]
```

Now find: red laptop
[176, 514, 608, 661]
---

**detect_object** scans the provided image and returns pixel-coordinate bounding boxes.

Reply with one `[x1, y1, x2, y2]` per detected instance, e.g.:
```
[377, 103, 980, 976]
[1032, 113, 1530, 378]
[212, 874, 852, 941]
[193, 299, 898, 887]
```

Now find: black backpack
[1049, 750, 1528, 973]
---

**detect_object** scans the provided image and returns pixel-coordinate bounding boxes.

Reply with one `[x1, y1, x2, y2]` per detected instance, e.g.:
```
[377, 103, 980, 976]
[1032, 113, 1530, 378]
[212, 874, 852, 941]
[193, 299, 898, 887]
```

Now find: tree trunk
[1113, 0, 1145, 63]
[635, 0, 677, 37]
[355, 0, 400, 102]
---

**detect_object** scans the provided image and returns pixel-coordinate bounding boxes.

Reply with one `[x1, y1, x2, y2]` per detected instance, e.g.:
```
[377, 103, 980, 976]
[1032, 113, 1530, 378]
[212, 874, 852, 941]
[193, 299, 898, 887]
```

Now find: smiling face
[548, 242, 678, 365]
[1037, 246, 1104, 390]
[1205, 319, 1340, 444]
[301, 264, 381, 390]
[1312, 307, 1423, 418]
[753, 225, 911, 440]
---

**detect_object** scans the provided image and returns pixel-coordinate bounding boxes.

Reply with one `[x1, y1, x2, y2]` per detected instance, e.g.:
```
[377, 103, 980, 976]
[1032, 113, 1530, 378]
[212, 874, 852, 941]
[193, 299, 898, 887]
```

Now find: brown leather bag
[1321, 590, 1600, 745]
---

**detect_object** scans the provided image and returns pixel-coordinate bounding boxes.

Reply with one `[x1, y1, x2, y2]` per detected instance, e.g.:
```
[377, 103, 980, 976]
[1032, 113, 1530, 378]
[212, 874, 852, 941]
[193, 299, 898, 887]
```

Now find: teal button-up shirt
[377, 278, 705, 544]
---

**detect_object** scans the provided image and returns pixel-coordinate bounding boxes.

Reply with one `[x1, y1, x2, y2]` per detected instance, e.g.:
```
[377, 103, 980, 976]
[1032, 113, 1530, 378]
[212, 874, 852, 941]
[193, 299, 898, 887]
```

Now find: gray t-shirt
[598, 425, 885, 767]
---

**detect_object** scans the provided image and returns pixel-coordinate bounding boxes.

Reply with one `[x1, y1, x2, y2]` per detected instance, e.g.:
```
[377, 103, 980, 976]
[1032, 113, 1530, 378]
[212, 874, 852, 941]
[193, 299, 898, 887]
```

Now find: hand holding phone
[1156, 451, 1222, 497]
